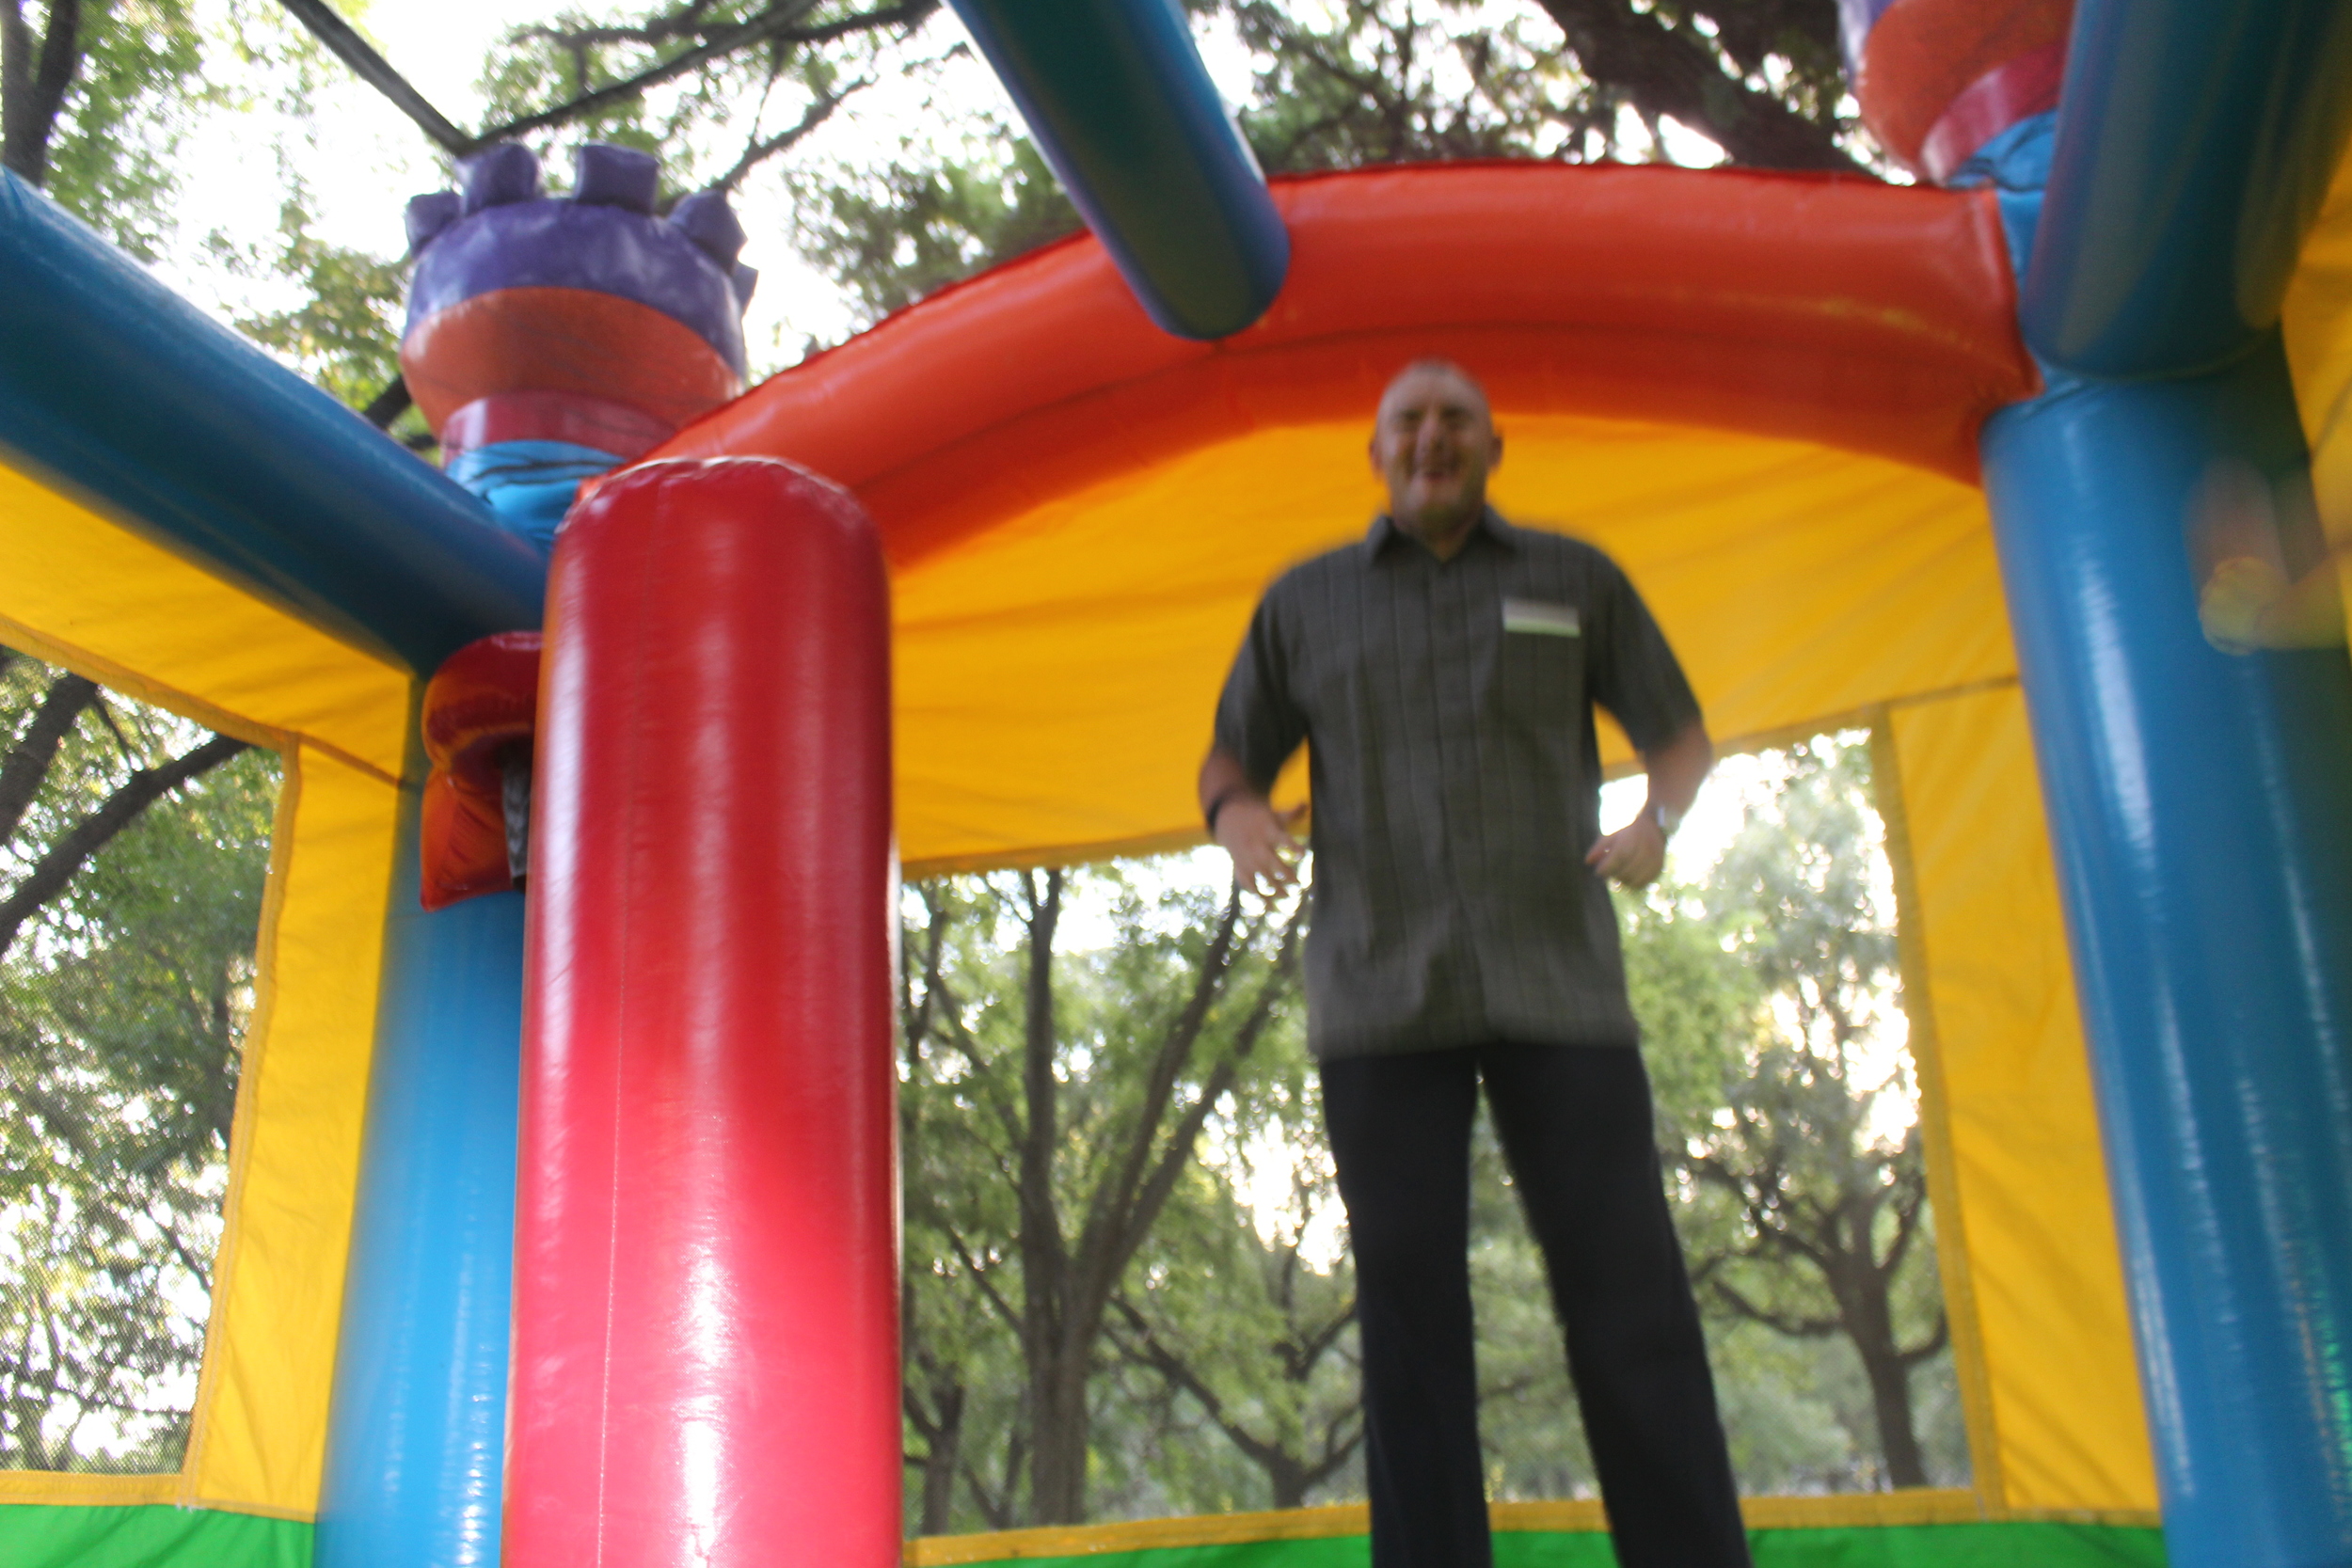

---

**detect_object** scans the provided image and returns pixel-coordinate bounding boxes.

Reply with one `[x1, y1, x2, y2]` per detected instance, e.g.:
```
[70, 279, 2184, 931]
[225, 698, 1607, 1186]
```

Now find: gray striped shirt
[1215, 509, 1700, 1060]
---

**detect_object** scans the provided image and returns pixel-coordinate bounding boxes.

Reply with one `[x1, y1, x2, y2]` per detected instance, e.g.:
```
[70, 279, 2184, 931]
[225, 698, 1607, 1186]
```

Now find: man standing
[1199, 361, 1747, 1568]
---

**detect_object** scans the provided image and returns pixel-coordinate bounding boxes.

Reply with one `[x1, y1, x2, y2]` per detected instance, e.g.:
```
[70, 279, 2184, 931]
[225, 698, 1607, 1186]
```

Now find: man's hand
[1591, 719, 1710, 890]
[1216, 794, 1308, 898]
[1586, 810, 1667, 889]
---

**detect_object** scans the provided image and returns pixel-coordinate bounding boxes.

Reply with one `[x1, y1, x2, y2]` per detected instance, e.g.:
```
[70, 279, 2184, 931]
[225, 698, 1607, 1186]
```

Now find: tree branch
[1531, 0, 1865, 173]
[472, 0, 830, 149]
[714, 70, 866, 190]
[1102, 907, 1304, 1293]
[1, 669, 99, 847]
[1108, 1295, 1288, 1474]
[274, 0, 472, 153]
[1898, 1307, 1950, 1368]
[0, 732, 250, 960]
[1, 0, 81, 184]
[1710, 1278, 1840, 1338]
[1073, 889, 1244, 1276]
[362, 375, 412, 431]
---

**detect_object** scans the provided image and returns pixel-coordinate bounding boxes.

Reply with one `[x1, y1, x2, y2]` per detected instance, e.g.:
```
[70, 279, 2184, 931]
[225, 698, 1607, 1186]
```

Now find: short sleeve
[1213, 583, 1310, 792]
[1587, 552, 1701, 753]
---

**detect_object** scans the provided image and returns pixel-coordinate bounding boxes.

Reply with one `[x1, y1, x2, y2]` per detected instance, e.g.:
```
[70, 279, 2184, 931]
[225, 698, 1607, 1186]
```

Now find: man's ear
[1490, 428, 1504, 470]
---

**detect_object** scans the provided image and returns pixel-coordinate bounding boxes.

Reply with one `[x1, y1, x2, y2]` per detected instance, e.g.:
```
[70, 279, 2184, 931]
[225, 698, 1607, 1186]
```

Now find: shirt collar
[1364, 505, 1519, 560]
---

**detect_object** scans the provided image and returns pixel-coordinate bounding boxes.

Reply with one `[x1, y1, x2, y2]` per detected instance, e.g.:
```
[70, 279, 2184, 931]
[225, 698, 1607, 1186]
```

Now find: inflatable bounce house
[4, 0, 2351, 1562]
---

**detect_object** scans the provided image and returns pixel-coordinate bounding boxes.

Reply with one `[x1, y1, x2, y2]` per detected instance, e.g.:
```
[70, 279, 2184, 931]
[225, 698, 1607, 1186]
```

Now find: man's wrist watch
[1647, 800, 1683, 837]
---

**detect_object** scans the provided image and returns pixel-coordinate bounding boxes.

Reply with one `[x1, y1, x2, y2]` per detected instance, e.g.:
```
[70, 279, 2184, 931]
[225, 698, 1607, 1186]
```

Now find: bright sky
[164, 0, 1727, 370]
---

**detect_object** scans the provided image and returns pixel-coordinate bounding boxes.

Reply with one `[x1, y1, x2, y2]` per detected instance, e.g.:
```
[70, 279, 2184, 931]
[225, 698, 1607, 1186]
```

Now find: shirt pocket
[1492, 598, 1584, 728]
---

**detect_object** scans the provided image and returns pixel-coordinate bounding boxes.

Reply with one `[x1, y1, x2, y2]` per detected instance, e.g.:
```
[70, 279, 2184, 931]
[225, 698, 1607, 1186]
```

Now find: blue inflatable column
[1981, 339, 2352, 1566]
[314, 771, 524, 1568]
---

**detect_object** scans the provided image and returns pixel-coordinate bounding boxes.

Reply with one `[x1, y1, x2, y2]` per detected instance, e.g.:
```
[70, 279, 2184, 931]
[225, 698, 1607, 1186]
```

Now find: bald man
[1200, 361, 1747, 1568]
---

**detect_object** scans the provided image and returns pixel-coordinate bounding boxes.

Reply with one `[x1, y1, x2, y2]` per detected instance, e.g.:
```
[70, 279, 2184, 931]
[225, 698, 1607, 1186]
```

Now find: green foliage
[470, 1, 927, 190]
[897, 736, 1972, 1527]
[1112, 1065, 1359, 1512]
[208, 192, 412, 410]
[1628, 735, 1964, 1492]
[20, 0, 211, 259]
[1224, 0, 1584, 170]
[898, 863, 1320, 1529]
[0, 652, 278, 1472]
[797, 129, 1077, 327]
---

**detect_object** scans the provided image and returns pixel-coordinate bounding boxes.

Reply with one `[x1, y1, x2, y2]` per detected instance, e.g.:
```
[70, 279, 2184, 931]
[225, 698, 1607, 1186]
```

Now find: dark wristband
[1205, 785, 1250, 834]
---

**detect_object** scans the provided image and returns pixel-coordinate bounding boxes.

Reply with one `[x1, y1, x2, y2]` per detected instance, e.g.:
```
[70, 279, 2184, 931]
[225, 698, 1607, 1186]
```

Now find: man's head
[1371, 359, 1502, 547]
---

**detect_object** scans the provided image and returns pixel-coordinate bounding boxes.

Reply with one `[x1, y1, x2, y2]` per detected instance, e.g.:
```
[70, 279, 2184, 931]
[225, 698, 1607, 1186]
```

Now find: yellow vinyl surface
[2281, 134, 2352, 648]
[1889, 688, 2158, 1513]
[0, 458, 407, 1518]
[893, 414, 2012, 873]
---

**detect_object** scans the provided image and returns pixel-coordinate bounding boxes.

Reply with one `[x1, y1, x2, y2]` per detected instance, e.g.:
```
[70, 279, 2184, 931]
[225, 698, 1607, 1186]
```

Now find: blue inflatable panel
[0, 172, 545, 673]
[1981, 339, 2352, 1566]
[445, 439, 621, 555]
[315, 784, 523, 1568]
[2023, 0, 2352, 377]
[948, 0, 1288, 340]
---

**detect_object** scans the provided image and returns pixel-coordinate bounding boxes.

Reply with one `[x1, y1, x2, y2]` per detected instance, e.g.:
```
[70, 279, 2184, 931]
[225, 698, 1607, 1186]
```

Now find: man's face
[1371, 365, 1501, 536]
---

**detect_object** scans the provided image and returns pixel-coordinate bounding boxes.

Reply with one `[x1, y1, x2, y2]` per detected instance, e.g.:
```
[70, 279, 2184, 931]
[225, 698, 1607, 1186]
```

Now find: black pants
[1321, 1040, 1751, 1568]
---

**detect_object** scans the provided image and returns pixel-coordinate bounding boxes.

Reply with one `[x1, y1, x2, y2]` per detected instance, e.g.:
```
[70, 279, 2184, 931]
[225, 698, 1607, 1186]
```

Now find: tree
[1106, 1067, 1360, 1511]
[898, 867, 1303, 1526]
[795, 0, 1888, 328]
[3, 0, 214, 256]
[0, 648, 278, 1469]
[1641, 736, 1952, 1489]
[796, 130, 1079, 325]
[1, 652, 253, 969]
[1518, 0, 1857, 171]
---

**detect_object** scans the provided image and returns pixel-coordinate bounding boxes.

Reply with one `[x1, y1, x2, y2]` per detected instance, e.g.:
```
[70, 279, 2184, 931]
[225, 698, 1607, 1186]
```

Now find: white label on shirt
[1501, 596, 1581, 637]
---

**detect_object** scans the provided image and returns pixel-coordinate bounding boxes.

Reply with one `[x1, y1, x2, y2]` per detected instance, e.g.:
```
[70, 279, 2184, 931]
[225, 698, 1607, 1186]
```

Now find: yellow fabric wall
[2282, 135, 2352, 649]
[1888, 688, 2158, 1515]
[0, 456, 408, 1519]
[893, 414, 2012, 872]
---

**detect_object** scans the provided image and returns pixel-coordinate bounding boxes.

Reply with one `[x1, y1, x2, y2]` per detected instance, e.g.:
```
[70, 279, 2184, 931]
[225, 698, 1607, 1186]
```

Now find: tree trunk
[1, 0, 81, 186]
[914, 1383, 964, 1536]
[1837, 1259, 1928, 1487]
[1026, 1347, 1092, 1524]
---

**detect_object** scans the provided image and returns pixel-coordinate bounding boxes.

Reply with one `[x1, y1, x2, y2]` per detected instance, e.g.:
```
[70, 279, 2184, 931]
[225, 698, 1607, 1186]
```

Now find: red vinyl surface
[641, 162, 2035, 569]
[1856, 0, 2074, 171]
[401, 286, 743, 436]
[417, 630, 542, 910]
[504, 458, 899, 1568]
[1918, 40, 2067, 183]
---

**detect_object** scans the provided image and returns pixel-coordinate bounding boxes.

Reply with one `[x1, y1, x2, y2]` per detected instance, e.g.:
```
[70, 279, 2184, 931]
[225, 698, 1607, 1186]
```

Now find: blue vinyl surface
[444, 439, 621, 555]
[2022, 0, 2352, 377]
[0, 172, 545, 673]
[947, 0, 1288, 340]
[315, 781, 523, 1568]
[1980, 340, 2352, 1567]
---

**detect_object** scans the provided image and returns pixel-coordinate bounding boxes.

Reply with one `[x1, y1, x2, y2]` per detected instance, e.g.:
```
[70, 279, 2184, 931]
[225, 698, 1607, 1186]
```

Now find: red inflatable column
[506, 457, 898, 1568]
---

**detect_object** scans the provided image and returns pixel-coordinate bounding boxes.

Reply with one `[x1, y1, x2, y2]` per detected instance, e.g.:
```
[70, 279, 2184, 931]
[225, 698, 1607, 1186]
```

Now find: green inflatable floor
[0, 1505, 2165, 1568]
[0, 1503, 310, 1568]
